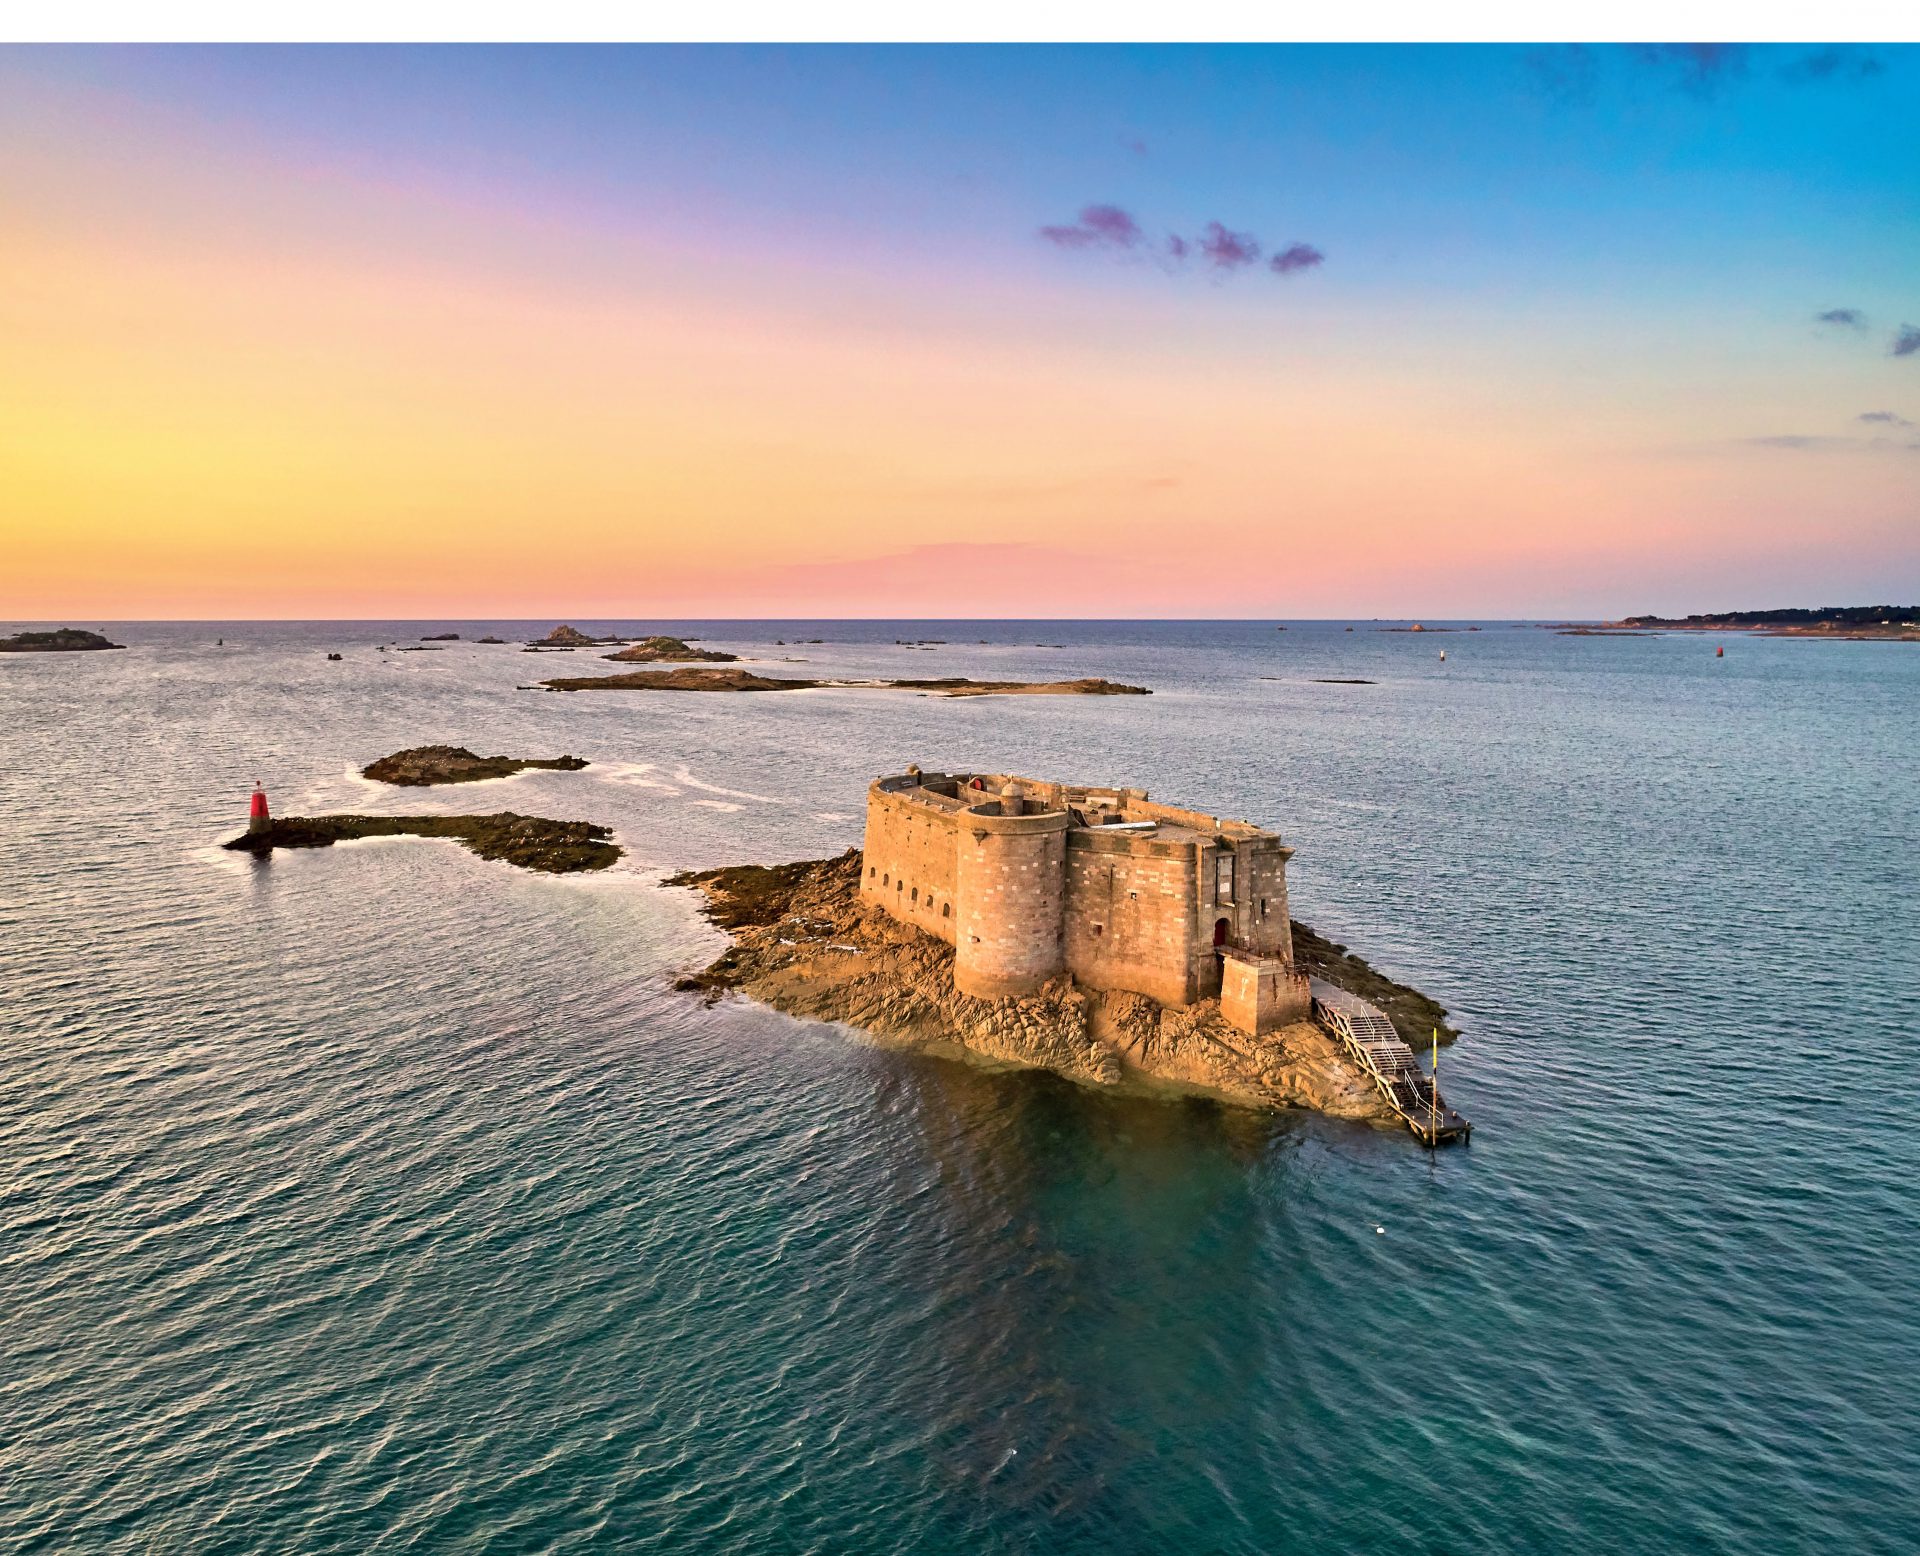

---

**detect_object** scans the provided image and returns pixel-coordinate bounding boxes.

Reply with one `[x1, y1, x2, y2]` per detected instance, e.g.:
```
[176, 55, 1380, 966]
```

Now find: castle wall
[860, 784, 960, 945]
[953, 808, 1068, 999]
[1220, 954, 1311, 1035]
[1061, 836, 1202, 1006]
[861, 771, 1296, 1012]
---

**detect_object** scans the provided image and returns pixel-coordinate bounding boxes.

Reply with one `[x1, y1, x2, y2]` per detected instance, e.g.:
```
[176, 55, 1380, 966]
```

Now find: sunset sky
[2, 43, 1915, 619]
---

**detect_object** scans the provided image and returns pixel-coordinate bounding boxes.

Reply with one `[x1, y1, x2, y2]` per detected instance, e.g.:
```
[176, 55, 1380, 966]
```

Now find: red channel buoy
[1716, 645, 1724, 658]
[248, 782, 271, 835]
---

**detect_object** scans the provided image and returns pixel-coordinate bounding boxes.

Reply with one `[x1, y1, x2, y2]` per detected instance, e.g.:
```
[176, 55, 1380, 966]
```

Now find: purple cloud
[1080, 204, 1142, 246]
[1893, 325, 1920, 358]
[1859, 411, 1915, 428]
[1045, 207, 1324, 284]
[1270, 243, 1325, 276]
[1199, 221, 1260, 271]
[1038, 203, 1143, 251]
[1817, 308, 1867, 329]
[1038, 223, 1099, 249]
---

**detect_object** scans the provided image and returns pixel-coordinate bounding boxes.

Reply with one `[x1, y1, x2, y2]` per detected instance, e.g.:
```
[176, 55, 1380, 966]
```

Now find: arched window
[941, 903, 950, 918]
[911, 887, 918, 903]
[882, 873, 889, 886]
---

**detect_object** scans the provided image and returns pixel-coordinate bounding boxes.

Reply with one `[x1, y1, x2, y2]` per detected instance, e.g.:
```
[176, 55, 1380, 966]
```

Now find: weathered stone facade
[860, 770, 1311, 1031]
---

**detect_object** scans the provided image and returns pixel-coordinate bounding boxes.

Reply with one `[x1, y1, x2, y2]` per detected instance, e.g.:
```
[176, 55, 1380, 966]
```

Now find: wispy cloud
[1038, 203, 1143, 250]
[1039, 207, 1324, 283]
[1893, 325, 1920, 358]
[1816, 307, 1867, 329]
[1736, 428, 1920, 454]
[1533, 44, 1887, 103]
[1744, 434, 1849, 450]
[1627, 43, 1749, 95]
[1780, 47, 1886, 83]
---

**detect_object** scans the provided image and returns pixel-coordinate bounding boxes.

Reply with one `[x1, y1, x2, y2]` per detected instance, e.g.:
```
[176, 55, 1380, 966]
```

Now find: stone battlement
[860, 770, 1309, 1029]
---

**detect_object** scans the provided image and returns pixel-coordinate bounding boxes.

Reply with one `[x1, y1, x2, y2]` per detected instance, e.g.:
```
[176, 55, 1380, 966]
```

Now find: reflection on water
[2, 619, 1917, 1554]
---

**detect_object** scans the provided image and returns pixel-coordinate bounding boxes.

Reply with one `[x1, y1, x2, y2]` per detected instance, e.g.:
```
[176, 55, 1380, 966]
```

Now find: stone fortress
[860, 769, 1313, 1036]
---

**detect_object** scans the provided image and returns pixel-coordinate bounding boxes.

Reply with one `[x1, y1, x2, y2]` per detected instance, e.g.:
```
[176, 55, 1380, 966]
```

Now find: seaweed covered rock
[361, 745, 589, 787]
[225, 812, 619, 873]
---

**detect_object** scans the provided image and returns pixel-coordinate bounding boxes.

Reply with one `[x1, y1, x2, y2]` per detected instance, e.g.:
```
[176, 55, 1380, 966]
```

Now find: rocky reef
[667, 851, 1413, 1120]
[543, 668, 1151, 696]
[602, 635, 738, 663]
[225, 813, 619, 872]
[0, 628, 125, 652]
[361, 745, 589, 786]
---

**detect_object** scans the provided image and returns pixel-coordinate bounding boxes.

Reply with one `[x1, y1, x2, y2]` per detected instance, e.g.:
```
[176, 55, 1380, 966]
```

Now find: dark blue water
[4, 620, 1916, 1553]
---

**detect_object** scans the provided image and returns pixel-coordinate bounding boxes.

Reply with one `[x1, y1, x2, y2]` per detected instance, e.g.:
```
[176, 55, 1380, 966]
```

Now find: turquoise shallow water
[3, 620, 1917, 1553]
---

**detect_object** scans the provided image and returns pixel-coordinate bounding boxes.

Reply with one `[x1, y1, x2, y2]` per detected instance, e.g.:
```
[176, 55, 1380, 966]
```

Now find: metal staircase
[1310, 978, 1471, 1146]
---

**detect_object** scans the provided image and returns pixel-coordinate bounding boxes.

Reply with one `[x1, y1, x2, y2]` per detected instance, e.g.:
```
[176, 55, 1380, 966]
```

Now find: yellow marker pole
[1430, 1027, 1439, 1143]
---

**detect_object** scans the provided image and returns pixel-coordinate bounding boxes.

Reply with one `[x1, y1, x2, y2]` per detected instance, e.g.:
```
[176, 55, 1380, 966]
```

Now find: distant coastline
[1610, 606, 1919, 642]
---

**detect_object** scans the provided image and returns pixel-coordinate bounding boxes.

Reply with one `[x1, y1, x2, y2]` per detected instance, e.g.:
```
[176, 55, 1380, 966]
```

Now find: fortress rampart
[860, 770, 1309, 1030]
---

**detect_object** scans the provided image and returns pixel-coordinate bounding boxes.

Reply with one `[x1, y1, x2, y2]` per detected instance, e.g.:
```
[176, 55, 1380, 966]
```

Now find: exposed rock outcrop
[544, 668, 1152, 696]
[602, 635, 738, 663]
[224, 812, 619, 872]
[532, 624, 606, 647]
[667, 851, 1393, 1120]
[361, 745, 590, 786]
[0, 628, 125, 652]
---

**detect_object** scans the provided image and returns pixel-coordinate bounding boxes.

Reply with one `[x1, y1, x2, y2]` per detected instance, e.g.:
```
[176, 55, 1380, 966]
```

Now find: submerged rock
[361, 744, 589, 787]
[224, 812, 619, 873]
[666, 851, 1414, 1119]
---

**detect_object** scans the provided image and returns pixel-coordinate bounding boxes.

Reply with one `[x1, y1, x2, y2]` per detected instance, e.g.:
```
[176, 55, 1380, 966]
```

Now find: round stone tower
[954, 784, 1069, 1000]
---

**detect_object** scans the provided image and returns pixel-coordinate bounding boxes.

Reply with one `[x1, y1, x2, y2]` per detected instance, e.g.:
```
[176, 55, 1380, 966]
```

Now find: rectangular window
[1216, 855, 1234, 904]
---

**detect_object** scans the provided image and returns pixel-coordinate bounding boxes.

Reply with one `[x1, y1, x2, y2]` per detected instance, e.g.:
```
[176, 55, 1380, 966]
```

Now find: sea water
[3, 620, 1916, 1553]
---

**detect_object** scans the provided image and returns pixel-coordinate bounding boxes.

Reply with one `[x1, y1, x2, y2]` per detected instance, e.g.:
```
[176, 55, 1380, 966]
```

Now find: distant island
[0, 628, 125, 652]
[361, 745, 590, 786]
[224, 812, 619, 872]
[1614, 606, 1919, 641]
[540, 668, 1151, 696]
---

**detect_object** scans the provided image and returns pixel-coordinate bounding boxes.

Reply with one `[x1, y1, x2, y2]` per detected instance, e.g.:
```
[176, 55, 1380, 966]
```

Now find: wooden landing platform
[1310, 978, 1472, 1147]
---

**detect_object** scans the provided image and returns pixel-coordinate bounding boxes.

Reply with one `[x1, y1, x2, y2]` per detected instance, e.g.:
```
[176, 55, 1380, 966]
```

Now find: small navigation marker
[248, 781, 271, 836]
[1716, 644, 1724, 658]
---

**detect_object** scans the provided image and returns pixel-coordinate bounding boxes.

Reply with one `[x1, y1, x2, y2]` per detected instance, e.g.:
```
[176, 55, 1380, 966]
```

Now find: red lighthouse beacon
[248, 781, 271, 836]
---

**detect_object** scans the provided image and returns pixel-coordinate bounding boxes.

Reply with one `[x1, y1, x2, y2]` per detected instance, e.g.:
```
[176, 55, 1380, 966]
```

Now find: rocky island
[361, 745, 589, 786]
[542, 668, 1151, 696]
[602, 635, 738, 663]
[0, 628, 125, 652]
[669, 771, 1465, 1138]
[529, 623, 620, 648]
[225, 812, 619, 872]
